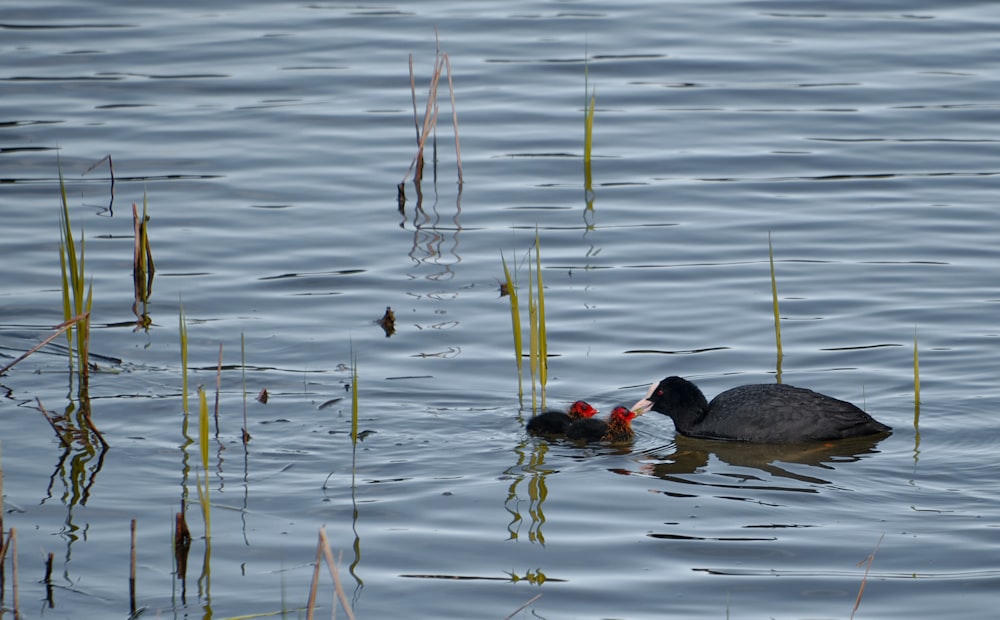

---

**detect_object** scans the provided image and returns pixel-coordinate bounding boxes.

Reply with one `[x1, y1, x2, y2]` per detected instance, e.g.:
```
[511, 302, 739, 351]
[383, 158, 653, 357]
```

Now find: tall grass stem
[768, 232, 783, 378]
[501, 254, 524, 399]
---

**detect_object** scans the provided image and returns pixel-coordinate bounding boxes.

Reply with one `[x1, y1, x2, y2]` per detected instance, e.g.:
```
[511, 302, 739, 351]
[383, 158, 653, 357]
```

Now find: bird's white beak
[631, 398, 654, 416]
[630, 381, 659, 416]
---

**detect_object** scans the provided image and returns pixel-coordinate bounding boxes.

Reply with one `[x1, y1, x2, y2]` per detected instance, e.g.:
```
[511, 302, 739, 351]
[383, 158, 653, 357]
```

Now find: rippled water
[3, 1, 1000, 618]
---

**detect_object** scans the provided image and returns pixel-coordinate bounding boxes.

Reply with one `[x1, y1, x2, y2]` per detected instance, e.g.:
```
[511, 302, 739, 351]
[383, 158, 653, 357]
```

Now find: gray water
[2, 1, 1000, 618]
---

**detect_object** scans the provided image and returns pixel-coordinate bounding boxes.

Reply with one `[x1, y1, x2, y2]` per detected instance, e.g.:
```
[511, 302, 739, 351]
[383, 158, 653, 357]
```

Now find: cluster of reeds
[397, 30, 463, 211]
[173, 305, 219, 603]
[1, 158, 156, 453]
[171, 308, 361, 614]
[502, 231, 548, 410]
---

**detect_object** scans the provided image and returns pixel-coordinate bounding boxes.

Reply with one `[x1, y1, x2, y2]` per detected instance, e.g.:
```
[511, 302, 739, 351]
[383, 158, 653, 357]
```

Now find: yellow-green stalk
[57, 159, 93, 382]
[196, 386, 211, 537]
[351, 355, 359, 445]
[534, 232, 547, 408]
[913, 327, 920, 428]
[179, 303, 189, 415]
[527, 249, 538, 411]
[584, 87, 596, 196]
[768, 232, 783, 377]
[501, 254, 524, 399]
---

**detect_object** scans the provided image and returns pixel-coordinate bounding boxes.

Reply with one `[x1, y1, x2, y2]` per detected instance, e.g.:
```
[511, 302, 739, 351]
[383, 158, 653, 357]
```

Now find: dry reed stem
[443, 53, 463, 185]
[43, 552, 54, 608]
[306, 528, 357, 620]
[0, 523, 8, 568]
[79, 401, 109, 449]
[0, 313, 89, 376]
[504, 593, 542, 620]
[318, 528, 356, 620]
[35, 398, 72, 448]
[400, 37, 462, 188]
[0, 441, 3, 598]
[174, 508, 191, 580]
[9, 527, 17, 617]
[850, 532, 884, 620]
[305, 535, 322, 619]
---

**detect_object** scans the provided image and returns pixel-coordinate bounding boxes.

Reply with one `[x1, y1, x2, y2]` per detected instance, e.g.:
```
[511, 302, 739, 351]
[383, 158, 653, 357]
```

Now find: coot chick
[632, 376, 891, 444]
[526, 400, 599, 436]
[566, 406, 637, 443]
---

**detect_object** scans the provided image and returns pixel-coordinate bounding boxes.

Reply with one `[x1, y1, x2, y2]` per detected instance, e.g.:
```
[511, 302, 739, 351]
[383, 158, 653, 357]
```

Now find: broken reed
[58, 158, 94, 384]
[502, 232, 548, 410]
[397, 31, 463, 209]
[306, 527, 356, 620]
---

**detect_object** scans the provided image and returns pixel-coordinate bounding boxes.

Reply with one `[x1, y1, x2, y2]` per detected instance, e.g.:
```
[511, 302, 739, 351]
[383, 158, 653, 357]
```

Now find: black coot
[632, 376, 891, 443]
[566, 406, 637, 443]
[526, 400, 598, 436]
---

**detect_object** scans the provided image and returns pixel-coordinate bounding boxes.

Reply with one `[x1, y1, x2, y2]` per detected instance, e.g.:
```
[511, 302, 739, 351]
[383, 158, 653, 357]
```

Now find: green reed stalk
[196, 386, 211, 538]
[57, 159, 93, 382]
[768, 232, 783, 375]
[240, 333, 250, 445]
[501, 253, 524, 399]
[534, 232, 547, 408]
[913, 327, 920, 427]
[179, 303, 189, 415]
[584, 88, 596, 193]
[527, 249, 539, 410]
[132, 190, 155, 312]
[351, 355, 359, 445]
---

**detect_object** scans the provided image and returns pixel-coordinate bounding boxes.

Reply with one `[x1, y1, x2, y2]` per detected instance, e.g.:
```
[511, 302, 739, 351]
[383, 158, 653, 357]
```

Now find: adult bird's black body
[632, 376, 891, 444]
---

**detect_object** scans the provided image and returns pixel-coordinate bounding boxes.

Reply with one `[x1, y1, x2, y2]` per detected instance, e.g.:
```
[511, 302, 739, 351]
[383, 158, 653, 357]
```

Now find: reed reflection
[504, 437, 554, 544]
[404, 182, 464, 282]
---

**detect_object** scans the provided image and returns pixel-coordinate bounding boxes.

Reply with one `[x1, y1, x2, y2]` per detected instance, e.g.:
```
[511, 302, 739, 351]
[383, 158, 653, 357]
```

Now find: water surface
[2, 1, 1000, 618]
